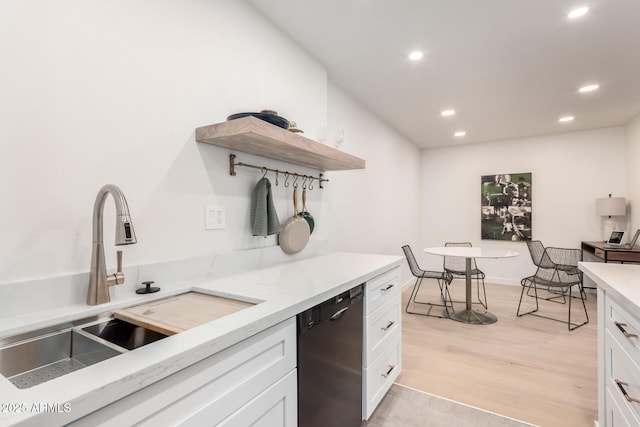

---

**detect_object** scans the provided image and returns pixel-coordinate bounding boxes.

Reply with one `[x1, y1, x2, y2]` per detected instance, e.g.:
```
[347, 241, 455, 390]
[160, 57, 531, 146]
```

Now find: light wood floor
[396, 280, 597, 427]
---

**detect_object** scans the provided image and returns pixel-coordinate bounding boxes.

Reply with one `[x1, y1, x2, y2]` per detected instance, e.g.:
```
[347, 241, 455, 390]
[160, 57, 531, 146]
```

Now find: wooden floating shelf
[195, 116, 366, 171]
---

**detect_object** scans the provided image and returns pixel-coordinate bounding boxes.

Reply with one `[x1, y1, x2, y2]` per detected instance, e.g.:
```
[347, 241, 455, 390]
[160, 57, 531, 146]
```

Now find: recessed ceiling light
[454, 131, 466, 137]
[441, 109, 455, 117]
[559, 116, 575, 122]
[409, 51, 424, 61]
[568, 6, 590, 19]
[579, 84, 600, 93]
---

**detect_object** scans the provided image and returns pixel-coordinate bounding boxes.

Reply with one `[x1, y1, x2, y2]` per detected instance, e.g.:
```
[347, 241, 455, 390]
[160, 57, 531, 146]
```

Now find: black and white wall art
[481, 173, 532, 241]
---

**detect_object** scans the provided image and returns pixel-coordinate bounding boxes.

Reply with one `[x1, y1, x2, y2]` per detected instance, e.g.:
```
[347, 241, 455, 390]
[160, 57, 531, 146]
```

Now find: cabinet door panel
[216, 370, 297, 427]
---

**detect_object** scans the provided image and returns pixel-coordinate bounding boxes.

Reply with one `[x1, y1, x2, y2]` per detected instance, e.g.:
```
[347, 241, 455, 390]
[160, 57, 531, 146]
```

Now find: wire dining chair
[402, 245, 454, 318]
[517, 243, 588, 330]
[443, 242, 488, 309]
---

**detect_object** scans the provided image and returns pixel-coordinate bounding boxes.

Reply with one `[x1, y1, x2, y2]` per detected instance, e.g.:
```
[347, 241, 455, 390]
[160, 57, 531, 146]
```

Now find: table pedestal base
[450, 309, 497, 325]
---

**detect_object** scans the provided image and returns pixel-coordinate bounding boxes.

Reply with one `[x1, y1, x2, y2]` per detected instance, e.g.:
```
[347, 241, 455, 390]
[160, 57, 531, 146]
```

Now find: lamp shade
[596, 196, 626, 216]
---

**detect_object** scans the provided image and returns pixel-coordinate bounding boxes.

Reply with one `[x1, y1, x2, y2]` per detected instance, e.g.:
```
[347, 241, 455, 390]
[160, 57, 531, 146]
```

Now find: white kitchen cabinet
[363, 266, 402, 419]
[600, 290, 640, 426]
[69, 318, 296, 427]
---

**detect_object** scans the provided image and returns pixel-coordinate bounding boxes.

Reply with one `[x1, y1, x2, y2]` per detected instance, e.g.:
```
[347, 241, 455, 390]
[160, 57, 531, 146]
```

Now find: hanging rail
[229, 154, 329, 189]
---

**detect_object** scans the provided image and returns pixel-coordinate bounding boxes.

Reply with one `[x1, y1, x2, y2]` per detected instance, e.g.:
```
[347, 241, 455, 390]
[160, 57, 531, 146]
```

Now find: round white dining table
[424, 247, 519, 324]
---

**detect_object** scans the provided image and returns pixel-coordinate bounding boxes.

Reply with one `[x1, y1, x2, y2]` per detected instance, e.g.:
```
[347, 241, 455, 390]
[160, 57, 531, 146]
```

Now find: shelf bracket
[230, 154, 237, 176]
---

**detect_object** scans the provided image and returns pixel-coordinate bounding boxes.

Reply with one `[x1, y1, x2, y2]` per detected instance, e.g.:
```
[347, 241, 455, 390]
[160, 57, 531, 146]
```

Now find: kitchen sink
[0, 329, 123, 389]
[0, 291, 256, 389]
[82, 318, 167, 350]
[0, 317, 168, 390]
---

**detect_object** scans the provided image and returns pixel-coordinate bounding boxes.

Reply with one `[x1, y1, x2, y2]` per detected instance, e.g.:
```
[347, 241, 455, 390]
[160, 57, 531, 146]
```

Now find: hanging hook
[293, 174, 299, 188]
[284, 172, 290, 187]
[275, 170, 279, 186]
[301, 176, 308, 189]
[309, 177, 314, 191]
[261, 167, 268, 179]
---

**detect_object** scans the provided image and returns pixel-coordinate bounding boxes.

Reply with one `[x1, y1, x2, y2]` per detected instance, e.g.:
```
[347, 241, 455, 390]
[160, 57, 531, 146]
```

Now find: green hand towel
[251, 177, 281, 237]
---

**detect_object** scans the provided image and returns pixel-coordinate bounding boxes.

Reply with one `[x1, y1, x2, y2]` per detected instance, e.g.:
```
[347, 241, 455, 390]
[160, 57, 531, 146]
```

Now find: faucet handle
[107, 250, 126, 286]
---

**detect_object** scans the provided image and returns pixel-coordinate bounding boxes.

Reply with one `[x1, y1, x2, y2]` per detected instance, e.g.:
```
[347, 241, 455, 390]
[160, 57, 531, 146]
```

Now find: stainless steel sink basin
[0, 329, 124, 389]
[82, 318, 167, 350]
[0, 317, 168, 389]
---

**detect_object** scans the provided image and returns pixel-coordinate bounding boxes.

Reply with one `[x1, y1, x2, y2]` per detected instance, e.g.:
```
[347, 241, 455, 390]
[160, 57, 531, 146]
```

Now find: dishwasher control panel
[297, 284, 364, 334]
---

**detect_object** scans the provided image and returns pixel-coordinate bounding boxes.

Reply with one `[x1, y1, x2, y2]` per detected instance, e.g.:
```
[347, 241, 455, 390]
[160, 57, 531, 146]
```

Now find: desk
[581, 241, 640, 263]
[424, 247, 519, 325]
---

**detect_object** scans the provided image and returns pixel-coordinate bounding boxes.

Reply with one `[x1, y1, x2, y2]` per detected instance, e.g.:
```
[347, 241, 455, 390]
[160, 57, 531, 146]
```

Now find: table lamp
[596, 194, 626, 241]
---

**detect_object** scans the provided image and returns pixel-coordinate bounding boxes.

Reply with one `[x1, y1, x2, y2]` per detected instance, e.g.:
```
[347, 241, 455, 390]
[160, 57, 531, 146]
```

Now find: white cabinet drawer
[606, 329, 640, 425]
[365, 296, 401, 365]
[606, 387, 637, 427]
[365, 267, 401, 315]
[607, 299, 640, 363]
[364, 334, 401, 419]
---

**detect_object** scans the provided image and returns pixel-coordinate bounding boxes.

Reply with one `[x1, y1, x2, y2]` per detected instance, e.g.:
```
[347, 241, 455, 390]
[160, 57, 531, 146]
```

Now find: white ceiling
[247, 0, 640, 148]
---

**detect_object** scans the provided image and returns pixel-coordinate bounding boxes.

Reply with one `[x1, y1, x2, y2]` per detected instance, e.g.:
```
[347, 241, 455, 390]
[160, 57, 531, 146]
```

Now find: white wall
[421, 127, 627, 284]
[0, 0, 422, 286]
[626, 114, 640, 229]
[325, 82, 422, 266]
[7, 0, 631, 289]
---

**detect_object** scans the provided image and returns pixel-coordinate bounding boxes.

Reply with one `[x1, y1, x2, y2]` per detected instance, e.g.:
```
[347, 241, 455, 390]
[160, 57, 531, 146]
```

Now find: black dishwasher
[297, 284, 364, 427]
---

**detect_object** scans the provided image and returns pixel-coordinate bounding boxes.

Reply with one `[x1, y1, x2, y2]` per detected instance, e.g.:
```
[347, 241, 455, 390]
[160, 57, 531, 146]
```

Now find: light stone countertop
[0, 252, 402, 426]
[579, 261, 640, 314]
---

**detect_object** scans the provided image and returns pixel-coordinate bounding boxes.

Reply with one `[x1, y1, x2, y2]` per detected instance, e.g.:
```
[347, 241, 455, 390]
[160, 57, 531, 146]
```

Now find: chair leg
[476, 276, 488, 309]
[406, 276, 452, 318]
[527, 284, 568, 304]
[435, 278, 446, 301]
[579, 283, 588, 301]
[527, 282, 588, 305]
[517, 278, 539, 317]
[405, 276, 423, 314]
[567, 283, 589, 331]
[448, 274, 487, 308]
[441, 279, 455, 316]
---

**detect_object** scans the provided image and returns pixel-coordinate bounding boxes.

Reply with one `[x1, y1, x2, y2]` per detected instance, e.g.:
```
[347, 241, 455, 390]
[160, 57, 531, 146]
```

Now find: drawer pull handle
[615, 380, 640, 404]
[382, 364, 396, 378]
[614, 322, 639, 339]
[380, 284, 395, 292]
[381, 321, 395, 331]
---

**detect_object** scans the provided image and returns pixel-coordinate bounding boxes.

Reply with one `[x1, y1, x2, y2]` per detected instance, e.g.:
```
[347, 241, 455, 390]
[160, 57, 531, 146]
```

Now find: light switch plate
[205, 204, 226, 230]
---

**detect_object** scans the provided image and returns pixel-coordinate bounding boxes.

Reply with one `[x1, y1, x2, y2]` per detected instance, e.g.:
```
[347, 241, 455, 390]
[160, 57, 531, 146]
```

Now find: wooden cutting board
[113, 292, 254, 336]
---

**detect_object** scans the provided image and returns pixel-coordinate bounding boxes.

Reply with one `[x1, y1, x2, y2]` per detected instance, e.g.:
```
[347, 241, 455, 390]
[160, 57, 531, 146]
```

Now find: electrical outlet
[205, 205, 226, 230]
